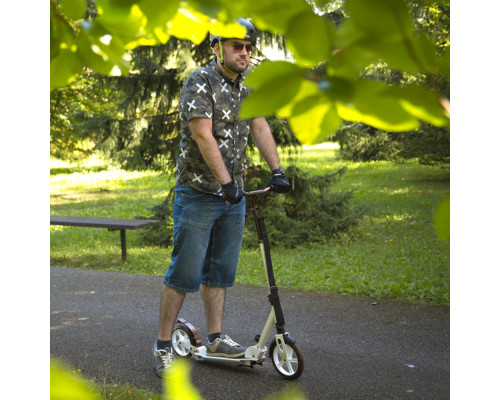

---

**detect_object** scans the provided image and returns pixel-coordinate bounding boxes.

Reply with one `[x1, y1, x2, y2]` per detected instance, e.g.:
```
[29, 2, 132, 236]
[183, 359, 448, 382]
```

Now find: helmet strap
[218, 39, 238, 76]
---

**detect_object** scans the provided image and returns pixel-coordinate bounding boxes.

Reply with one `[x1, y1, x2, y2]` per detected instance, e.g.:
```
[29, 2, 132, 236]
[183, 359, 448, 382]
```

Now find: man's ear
[213, 42, 221, 58]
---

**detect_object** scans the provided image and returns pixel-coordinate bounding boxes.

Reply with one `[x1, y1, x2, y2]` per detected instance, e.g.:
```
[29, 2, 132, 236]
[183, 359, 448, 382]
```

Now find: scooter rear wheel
[172, 325, 195, 358]
[269, 339, 304, 380]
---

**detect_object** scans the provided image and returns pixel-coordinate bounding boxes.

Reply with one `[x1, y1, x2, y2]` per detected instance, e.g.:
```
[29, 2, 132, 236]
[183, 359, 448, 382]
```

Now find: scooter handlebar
[243, 187, 271, 197]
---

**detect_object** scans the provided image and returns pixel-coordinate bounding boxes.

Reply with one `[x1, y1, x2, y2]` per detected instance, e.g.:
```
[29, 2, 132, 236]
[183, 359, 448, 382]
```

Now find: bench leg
[120, 229, 127, 263]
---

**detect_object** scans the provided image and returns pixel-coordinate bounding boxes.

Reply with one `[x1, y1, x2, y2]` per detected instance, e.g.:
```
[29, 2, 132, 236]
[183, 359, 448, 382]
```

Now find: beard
[222, 50, 249, 74]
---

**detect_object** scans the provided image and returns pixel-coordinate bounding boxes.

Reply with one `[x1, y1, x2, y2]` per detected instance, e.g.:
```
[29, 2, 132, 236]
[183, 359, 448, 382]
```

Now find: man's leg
[200, 201, 247, 358]
[200, 284, 225, 335]
[158, 284, 186, 341]
[154, 284, 185, 377]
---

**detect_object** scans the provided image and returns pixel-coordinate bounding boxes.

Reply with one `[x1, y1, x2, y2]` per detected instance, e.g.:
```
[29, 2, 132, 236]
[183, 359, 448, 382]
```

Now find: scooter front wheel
[172, 325, 195, 358]
[270, 339, 304, 380]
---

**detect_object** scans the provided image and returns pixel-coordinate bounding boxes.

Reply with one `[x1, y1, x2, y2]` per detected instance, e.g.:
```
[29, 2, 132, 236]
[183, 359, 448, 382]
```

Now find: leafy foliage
[51, 0, 450, 146]
[51, 359, 99, 400]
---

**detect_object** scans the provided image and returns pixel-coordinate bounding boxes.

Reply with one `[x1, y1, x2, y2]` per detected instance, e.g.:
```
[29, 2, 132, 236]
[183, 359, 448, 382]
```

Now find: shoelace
[221, 336, 241, 347]
[157, 349, 175, 366]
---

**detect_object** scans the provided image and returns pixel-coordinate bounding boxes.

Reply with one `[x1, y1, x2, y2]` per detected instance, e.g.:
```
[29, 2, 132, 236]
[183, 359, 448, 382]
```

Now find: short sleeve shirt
[176, 58, 251, 196]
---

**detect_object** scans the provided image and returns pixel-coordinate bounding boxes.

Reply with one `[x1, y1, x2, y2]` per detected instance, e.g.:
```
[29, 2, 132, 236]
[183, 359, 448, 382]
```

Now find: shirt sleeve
[179, 69, 214, 122]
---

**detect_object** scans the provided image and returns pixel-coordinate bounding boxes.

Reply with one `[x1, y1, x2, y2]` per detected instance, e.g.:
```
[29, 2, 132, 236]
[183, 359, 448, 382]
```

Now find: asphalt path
[50, 266, 449, 399]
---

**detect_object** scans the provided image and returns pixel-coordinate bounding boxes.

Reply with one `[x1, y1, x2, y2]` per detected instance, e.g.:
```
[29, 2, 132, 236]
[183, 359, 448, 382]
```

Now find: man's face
[220, 39, 253, 74]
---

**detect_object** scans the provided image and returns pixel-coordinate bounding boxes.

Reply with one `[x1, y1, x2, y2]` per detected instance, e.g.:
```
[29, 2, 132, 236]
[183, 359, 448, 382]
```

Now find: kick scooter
[171, 187, 304, 380]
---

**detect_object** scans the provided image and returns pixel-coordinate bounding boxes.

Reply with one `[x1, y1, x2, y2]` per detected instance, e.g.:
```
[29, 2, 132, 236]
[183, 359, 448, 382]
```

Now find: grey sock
[156, 339, 172, 350]
[207, 332, 221, 343]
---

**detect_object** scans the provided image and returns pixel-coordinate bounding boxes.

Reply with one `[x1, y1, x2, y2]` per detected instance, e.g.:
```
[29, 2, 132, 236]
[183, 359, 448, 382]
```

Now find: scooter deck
[192, 346, 266, 366]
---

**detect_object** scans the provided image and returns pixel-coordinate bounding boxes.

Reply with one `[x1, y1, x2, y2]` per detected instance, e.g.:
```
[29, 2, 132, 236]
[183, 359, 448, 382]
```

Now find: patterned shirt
[176, 58, 251, 196]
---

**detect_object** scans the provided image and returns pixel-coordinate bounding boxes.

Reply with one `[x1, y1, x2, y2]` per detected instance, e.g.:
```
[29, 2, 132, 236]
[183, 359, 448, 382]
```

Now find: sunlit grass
[50, 145, 449, 303]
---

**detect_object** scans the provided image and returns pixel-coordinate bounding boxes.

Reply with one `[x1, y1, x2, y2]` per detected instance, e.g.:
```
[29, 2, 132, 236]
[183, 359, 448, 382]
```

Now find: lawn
[50, 144, 450, 303]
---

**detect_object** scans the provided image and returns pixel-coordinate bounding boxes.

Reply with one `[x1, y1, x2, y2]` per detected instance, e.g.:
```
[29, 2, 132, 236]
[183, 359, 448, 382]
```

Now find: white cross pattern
[205, 112, 212, 118]
[200, 70, 208, 74]
[223, 129, 232, 138]
[212, 93, 217, 103]
[220, 82, 229, 93]
[187, 100, 196, 111]
[179, 148, 187, 158]
[192, 173, 203, 183]
[222, 109, 231, 120]
[196, 83, 207, 93]
[219, 139, 229, 149]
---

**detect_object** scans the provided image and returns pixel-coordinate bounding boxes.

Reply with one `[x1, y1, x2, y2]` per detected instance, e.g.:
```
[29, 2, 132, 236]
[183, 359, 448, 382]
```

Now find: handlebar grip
[243, 187, 271, 197]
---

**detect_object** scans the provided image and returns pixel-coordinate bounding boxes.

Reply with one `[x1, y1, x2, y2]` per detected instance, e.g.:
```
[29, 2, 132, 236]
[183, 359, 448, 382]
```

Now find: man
[153, 18, 290, 376]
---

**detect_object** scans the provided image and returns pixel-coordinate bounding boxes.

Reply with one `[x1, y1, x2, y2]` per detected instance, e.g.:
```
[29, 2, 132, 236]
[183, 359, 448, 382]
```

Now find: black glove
[221, 181, 244, 204]
[268, 167, 290, 193]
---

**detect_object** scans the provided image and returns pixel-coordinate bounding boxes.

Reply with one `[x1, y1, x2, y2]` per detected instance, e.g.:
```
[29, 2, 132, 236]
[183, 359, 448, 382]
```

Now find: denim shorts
[163, 184, 246, 293]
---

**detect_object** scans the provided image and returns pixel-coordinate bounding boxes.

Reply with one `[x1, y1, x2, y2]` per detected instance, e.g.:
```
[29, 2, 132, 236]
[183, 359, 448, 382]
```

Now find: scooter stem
[248, 192, 286, 335]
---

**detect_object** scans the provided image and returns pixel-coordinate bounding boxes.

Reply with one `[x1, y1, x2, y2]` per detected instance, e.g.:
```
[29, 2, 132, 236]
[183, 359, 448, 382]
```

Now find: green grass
[50, 145, 450, 304]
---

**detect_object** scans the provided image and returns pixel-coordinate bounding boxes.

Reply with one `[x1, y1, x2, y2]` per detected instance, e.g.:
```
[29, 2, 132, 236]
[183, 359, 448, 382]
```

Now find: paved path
[50, 267, 449, 399]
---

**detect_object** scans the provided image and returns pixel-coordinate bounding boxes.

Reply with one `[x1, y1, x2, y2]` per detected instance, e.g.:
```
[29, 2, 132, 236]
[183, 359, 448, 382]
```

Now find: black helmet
[210, 18, 257, 47]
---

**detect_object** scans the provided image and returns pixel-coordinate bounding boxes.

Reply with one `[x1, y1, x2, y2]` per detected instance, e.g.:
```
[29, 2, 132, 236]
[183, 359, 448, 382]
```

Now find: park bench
[50, 216, 161, 263]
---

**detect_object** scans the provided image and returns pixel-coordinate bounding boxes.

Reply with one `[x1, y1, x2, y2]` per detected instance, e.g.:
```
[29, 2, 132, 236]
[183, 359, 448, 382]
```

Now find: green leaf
[345, 0, 413, 38]
[166, 3, 247, 45]
[60, 0, 87, 21]
[340, 0, 438, 74]
[84, 20, 133, 72]
[244, 61, 304, 88]
[355, 36, 422, 73]
[251, 0, 310, 33]
[382, 85, 449, 127]
[167, 7, 208, 44]
[164, 359, 203, 400]
[285, 11, 335, 66]
[50, 359, 99, 400]
[51, 2, 77, 61]
[434, 192, 450, 241]
[320, 76, 355, 104]
[438, 46, 450, 80]
[276, 79, 319, 118]
[96, 0, 148, 46]
[76, 33, 116, 76]
[240, 61, 305, 118]
[50, 48, 83, 91]
[337, 79, 419, 131]
[139, 0, 180, 30]
[288, 96, 341, 145]
[207, 20, 246, 40]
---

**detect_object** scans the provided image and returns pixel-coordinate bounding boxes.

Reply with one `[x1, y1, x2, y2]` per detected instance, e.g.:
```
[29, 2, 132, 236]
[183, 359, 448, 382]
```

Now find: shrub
[334, 122, 450, 164]
[242, 165, 366, 248]
[138, 166, 366, 248]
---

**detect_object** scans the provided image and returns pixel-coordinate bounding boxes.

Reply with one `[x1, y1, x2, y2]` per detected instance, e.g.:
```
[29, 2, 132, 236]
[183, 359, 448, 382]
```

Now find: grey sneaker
[206, 335, 247, 358]
[153, 342, 175, 377]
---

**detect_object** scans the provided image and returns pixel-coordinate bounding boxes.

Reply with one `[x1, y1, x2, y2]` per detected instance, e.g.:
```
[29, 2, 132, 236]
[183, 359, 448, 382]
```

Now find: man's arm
[189, 118, 232, 185]
[250, 117, 282, 171]
[250, 117, 290, 193]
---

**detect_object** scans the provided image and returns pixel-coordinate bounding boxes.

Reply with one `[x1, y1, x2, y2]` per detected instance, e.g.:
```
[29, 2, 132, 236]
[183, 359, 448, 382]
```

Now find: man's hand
[221, 181, 244, 204]
[268, 167, 290, 193]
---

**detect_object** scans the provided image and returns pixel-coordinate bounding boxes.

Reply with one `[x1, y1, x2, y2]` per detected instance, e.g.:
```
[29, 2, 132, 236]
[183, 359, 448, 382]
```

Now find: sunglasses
[227, 42, 253, 53]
